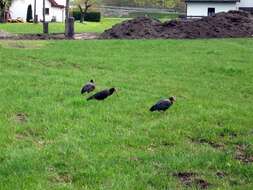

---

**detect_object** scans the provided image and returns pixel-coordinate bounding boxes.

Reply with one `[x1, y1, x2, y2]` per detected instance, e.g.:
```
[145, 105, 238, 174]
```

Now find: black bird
[87, 88, 116, 101]
[150, 96, 176, 112]
[81, 80, 95, 94]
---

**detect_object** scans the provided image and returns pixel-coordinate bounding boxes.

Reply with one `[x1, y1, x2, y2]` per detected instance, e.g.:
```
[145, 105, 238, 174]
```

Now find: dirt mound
[101, 11, 253, 39]
[235, 144, 253, 163]
[102, 17, 162, 39]
[173, 172, 210, 189]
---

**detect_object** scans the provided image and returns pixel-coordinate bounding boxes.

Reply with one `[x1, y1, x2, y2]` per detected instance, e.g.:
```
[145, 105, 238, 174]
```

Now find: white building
[186, 0, 253, 18]
[10, 0, 66, 22]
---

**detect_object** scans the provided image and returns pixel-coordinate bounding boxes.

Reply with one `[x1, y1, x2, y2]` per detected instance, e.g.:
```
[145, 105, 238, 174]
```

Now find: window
[208, 8, 215, 16]
[44, 8, 49, 15]
[239, 7, 253, 14]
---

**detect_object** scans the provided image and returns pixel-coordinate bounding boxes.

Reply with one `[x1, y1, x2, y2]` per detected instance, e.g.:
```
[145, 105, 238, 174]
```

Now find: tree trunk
[42, 0, 47, 33]
[33, 0, 37, 23]
[78, 5, 84, 23]
[80, 13, 84, 23]
[0, 11, 4, 23]
[0, 2, 6, 23]
[65, 0, 70, 36]
[43, 0, 45, 22]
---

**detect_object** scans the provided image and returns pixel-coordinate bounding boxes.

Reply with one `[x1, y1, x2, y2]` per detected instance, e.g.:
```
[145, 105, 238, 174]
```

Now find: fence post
[67, 17, 75, 38]
[34, 15, 38, 23]
[43, 22, 49, 34]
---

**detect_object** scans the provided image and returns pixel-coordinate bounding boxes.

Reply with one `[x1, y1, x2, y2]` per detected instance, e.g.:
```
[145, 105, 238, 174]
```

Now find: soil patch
[216, 171, 227, 178]
[235, 144, 253, 163]
[50, 172, 73, 183]
[220, 130, 237, 138]
[101, 11, 253, 39]
[173, 172, 210, 189]
[189, 137, 224, 149]
[173, 172, 196, 186]
[161, 141, 174, 146]
[15, 113, 28, 123]
[0, 33, 99, 40]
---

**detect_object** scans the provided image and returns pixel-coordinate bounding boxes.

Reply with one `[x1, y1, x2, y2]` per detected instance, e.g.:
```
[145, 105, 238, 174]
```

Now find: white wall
[238, 0, 253, 7]
[10, 0, 65, 22]
[10, 0, 33, 21]
[187, 2, 237, 17]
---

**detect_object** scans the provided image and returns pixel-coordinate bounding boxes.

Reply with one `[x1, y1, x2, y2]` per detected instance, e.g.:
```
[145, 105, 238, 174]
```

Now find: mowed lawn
[0, 39, 252, 190]
[0, 18, 125, 34]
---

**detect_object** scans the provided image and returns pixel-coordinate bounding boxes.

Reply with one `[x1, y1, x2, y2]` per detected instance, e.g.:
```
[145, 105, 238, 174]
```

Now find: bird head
[109, 88, 116, 95]
[90, 79, 94, 83]
[169, 96, 176, 102]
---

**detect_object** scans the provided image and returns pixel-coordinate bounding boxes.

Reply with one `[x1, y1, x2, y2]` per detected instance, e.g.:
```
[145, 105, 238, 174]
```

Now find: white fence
[100, 5, 178, 17]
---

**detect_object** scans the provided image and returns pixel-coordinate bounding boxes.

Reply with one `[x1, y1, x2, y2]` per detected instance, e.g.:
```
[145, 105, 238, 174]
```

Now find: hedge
[72, 11, 101, 22]
[26, 4, 33, 22]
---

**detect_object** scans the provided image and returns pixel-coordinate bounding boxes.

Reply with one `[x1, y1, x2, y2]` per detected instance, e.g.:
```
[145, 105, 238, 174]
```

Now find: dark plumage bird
[87, 88, 116, 101]
[150, 96, 176, 112]
[81, 80, 95, 94]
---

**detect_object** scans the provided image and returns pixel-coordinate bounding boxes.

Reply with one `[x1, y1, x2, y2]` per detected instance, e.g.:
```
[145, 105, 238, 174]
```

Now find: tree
[0, 0, 12, 22]
[26, 4, 33, 22]
[74, 0, 100, 23]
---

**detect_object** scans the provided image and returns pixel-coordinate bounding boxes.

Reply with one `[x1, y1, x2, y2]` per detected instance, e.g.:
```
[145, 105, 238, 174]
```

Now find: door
[208, 8, 215, 16]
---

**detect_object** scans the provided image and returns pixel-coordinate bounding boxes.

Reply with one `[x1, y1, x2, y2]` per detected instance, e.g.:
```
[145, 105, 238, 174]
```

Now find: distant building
[185, 0, 253, 18]
[10, 0, 66, 22]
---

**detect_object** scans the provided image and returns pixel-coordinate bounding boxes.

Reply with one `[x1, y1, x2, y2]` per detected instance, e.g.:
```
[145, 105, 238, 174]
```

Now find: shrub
[72, 11, 101, 22]
[26, 4, 33, 22]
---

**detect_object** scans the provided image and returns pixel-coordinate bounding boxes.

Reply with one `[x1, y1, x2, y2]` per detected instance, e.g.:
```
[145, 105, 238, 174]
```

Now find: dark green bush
[72, 11, 101, 22]
[26, 4, 33, 22]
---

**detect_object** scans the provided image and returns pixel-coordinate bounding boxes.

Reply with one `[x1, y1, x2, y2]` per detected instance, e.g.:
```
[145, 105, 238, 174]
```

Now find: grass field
[119, 12, 179, 20]
[0, 39, 253, 190]
[0, 18, 125, 34]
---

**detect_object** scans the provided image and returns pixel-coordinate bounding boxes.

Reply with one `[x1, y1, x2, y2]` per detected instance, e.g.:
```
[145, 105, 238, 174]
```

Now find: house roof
[49, 0, 65, 8]
[185, 0, 239, 2]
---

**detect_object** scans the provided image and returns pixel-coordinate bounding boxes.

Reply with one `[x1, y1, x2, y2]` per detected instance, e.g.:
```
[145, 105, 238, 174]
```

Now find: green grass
[118, 12, 179, 20]
[0, 18, 125, 34]
[0, 39, 253, 190]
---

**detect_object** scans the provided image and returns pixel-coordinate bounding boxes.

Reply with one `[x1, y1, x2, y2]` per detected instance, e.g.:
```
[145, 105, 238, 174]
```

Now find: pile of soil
[173, 172, 210, 189]
[101, 11, 253, 39]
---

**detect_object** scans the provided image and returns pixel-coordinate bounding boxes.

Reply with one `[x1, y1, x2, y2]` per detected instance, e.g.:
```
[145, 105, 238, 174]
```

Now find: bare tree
[75, 0, 100, 23]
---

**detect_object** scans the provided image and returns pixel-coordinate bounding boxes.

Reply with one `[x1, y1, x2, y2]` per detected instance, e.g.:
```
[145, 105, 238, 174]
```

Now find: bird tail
[87, 95, 93, 101]
[149, 106, 156, 112]
[81, 88, 87, 94]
